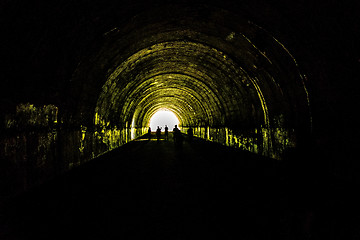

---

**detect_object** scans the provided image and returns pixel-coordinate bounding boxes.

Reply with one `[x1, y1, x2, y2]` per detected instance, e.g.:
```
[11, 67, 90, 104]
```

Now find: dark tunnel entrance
[1, 2, 335, 198]
[69, 6, 311, 161]
[1, 1, 359, 238]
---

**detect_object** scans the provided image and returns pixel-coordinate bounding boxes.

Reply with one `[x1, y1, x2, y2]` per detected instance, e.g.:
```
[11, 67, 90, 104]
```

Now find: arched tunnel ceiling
[71, 5, 311, 135]
[0, 0, 358, 173]
[96, 40, 260, 128]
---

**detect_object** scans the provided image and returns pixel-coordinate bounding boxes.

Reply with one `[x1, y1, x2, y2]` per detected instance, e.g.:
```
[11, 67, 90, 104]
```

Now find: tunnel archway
[68, 4, 311, 159]
[2, 2, 359, 227]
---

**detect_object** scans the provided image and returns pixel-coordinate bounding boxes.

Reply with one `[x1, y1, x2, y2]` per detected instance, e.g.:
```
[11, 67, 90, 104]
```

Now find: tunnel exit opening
[149, 109, 180, 131]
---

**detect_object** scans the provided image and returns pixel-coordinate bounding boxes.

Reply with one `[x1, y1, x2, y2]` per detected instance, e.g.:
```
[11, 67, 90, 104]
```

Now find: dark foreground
[1, 134, 359, 239]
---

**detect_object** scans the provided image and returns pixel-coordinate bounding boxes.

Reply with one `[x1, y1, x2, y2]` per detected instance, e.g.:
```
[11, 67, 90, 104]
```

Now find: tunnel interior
[70, 5, 311, 159]
[1, 0, 358, 197]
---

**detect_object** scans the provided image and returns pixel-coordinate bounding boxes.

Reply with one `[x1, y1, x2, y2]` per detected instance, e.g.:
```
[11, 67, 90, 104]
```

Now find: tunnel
[0, 0, 359, 239]
[70, 5, 312, 159]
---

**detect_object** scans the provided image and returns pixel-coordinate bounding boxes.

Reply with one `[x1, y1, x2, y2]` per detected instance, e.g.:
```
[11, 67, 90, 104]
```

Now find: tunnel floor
[2, 134, 360, 240]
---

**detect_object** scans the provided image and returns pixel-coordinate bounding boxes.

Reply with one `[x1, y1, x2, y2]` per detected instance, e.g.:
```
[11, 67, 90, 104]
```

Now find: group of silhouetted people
[147, 125, 169, 142]
[147, 125, 193, 145]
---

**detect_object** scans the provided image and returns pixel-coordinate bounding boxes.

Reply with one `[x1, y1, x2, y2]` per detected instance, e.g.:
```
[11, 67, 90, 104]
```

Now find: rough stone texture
[0, 0, 359, 196]
[72, 6, 311, 159]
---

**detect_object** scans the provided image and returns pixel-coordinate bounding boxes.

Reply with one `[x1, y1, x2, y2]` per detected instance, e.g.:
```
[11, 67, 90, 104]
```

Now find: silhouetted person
[148, 127, 151, 140]
[164, 125, 169, 140]
[173, 125, 179, 143]
[156, 126, 162, 142]
[173, 125, 183, 147]
[187, 127, 193, 142]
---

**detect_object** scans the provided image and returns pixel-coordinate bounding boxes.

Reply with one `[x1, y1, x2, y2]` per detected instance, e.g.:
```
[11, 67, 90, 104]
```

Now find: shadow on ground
[1, 134, 359, 239]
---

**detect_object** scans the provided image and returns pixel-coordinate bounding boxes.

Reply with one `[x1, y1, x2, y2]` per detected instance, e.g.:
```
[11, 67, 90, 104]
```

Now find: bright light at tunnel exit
[149, 110, 180, 131]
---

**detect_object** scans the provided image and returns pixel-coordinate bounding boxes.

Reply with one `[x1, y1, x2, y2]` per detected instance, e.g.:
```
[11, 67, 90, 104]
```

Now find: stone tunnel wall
[0, 103, 136, 198]
[0, 103, 296, 198]
[183, 125, 296, 160]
